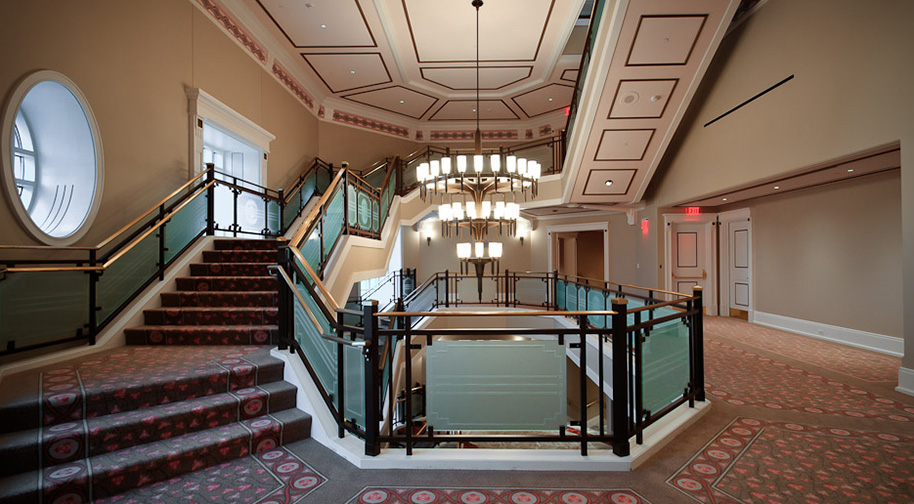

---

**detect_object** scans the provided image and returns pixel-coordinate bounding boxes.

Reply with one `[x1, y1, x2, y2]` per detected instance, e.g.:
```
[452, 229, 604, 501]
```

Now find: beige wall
[318, 122, 419, 172]
[750, 172, 902, 337]
[643, 0, 911, 355]
[0, 0, 319, 246]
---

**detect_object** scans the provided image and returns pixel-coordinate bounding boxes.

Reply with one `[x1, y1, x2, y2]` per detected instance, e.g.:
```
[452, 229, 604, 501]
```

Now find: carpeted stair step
[213, 239, 279, 251]
[143, 307, 279, 326]
[190, 262, 276, 276]
[124, 325, 279, 345]
[0, 409, 311, 504]
[160, 291, 278, 307]
[175, 275, 277, 292]
[0, 347, 284, 435]
[0, 380, 298, 478]
[203, 249, 277, 264]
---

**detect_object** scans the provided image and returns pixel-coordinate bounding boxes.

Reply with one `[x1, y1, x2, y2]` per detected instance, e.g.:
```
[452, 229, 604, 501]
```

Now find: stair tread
[0, 381, 299, 477]
[0, 409, 311, 502]
[0, 346, 283, 434]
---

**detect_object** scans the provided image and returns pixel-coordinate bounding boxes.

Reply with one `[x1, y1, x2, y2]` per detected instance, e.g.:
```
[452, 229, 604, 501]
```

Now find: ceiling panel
[512, 83, 575, 117]
[583, 169, 636, 195]
[302, 53, 391, 93]
[594, 129, 655, 161]
[626, 15, 706, 66]
[403, 0, 555, 62]
[560, 69, 579, 82]
[608, 79, 678, 119]
[522, 206, 597, 217]
[420, 67, 533, 90]
[429, 100, 520, 121]
[343, 86, 438, 119]
[258, 0, 375, 48]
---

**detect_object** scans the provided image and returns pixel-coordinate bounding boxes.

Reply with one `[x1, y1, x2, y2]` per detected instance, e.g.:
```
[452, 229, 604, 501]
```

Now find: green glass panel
[266, 199, 281, 236]
[300, 229, 322, 276]
[164, 194, 206, 264]
[371, 199, 380, 233]
[293, 281, 337, 394]
[343, 344, 366, 428]
[578, 286, 587, 311]
[641, 320, 690, 414]
[316, 168, 330, 193]
[347, 185, 358, 227]
[322, 186, 345, 260]
[282, 189, 301, 231]
[426, 340, 566, 430]
[380, 191, 390, 230]
[556, 280, 566, 309]
[587, 289, 606, 328]
[98, 232, 158, 324]
[515, 278, 546, 306]
[0, 271, 88, 350]
[566, 283, 577, 311]
[357, 192, 371, 230]
[364, 166, 387, 187]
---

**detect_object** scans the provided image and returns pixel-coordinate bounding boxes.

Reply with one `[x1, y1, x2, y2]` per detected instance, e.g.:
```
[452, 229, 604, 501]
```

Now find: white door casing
[663, 213, 717, 314]
[718, 209, 752, 318]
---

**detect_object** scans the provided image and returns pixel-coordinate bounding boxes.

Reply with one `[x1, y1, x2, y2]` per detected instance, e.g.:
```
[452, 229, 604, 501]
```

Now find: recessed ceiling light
[548, 97, 554, 102]
[349, 70, 356, 74]
[320, 24, 327, 29]
[472, 108, 477, 112]
[604, 180, 613, 186]
[722, 198, 728, 201]
[399, 100, 405, 104]
[773, 186, 780, 190]
[847, 168, 855, 173]
[650, 94, 662, 102]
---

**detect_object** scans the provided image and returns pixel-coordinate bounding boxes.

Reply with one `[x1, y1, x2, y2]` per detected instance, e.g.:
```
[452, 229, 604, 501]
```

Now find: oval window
[2, 70, 104, 245]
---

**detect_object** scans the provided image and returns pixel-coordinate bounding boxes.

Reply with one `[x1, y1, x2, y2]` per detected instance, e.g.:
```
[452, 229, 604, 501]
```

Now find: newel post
[363, 300, 381, 456]
[610, 297, 630, 457]
[693, 286, 705, 402]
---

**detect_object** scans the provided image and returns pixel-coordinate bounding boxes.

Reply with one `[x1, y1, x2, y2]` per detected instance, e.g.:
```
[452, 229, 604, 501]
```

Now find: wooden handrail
[290, 168, 345, 247]
[6, 181, 214, 273]
[288, 245, 341, 311]
[377, 310, 617, 317]
[283, 157, 331, 197]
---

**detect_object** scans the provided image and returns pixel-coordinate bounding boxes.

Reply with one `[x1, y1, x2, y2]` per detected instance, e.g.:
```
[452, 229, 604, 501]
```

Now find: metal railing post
[578, 314, 588, 456]
[693, 286, 705, 401]
[337, 310, 346, 439]
[277, 188, 285, 234]
[363, 300, 381, 456]
[205, 163, 215, 235]
[276, 244, 291, 352]
[611, 297, 629, 457]
[88, 249, 99, 346]
[157, 204, 166, 281]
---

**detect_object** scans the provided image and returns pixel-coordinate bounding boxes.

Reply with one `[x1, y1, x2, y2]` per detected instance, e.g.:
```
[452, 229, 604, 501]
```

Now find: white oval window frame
[1, 70, 105, 246]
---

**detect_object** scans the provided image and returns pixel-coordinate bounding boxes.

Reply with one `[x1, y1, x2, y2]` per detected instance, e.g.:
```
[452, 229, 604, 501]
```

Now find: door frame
[186, 88, 274, 181]
[717, 208, 753, 320]
[663, 213, 718, 315]
[546, 222, 610, 281]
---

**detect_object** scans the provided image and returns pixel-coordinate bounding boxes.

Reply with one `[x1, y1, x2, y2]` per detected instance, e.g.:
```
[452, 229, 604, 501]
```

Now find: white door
[727, 220, 751, 317]
[670, 223, 708, 295]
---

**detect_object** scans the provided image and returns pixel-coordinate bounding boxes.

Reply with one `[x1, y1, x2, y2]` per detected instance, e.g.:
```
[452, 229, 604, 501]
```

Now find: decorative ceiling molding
[332, 110, 410, 138]
[272, 61, 314, 109]
[198, 0, 268, 64]
[256, 0, 377, 48]
[429, 130, 519, 142]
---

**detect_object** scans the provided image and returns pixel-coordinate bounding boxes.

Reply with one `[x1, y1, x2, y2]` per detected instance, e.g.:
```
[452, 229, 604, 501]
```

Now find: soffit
[564, 0, 741, 206]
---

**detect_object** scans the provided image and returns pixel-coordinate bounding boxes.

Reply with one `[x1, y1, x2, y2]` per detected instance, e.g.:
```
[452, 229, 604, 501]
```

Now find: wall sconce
[516, 218, 531, 246]
[420, 220, 436, 246]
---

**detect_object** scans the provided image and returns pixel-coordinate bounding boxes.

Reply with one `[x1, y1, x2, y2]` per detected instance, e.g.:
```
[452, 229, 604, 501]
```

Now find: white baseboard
[897, 367, 914, 397]
[752, 311, 903, 357]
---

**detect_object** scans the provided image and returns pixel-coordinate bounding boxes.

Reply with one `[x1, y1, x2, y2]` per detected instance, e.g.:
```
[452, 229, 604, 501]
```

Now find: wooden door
[670, 223, 707, 294]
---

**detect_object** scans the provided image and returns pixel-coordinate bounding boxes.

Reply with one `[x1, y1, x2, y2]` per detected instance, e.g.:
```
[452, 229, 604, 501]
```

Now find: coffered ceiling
[244, 0, 586, 128]
[203, 0, 756, 211]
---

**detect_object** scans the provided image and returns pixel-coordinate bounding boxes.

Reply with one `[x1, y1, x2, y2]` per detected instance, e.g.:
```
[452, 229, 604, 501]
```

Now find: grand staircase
[0, 239, 317, 503]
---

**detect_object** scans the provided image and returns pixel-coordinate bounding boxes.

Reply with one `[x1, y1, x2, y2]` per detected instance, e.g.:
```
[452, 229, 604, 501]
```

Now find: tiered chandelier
[415, 0, 541, 274]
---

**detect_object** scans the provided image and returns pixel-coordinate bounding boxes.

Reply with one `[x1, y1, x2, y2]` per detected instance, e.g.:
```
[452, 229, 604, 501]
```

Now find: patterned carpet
[704, 317, 900, 382]
[95, 447, 324, 504]
[349, 487, 652, 504]
[669, 418, 914, 503]
[705, 339, 914, 421]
